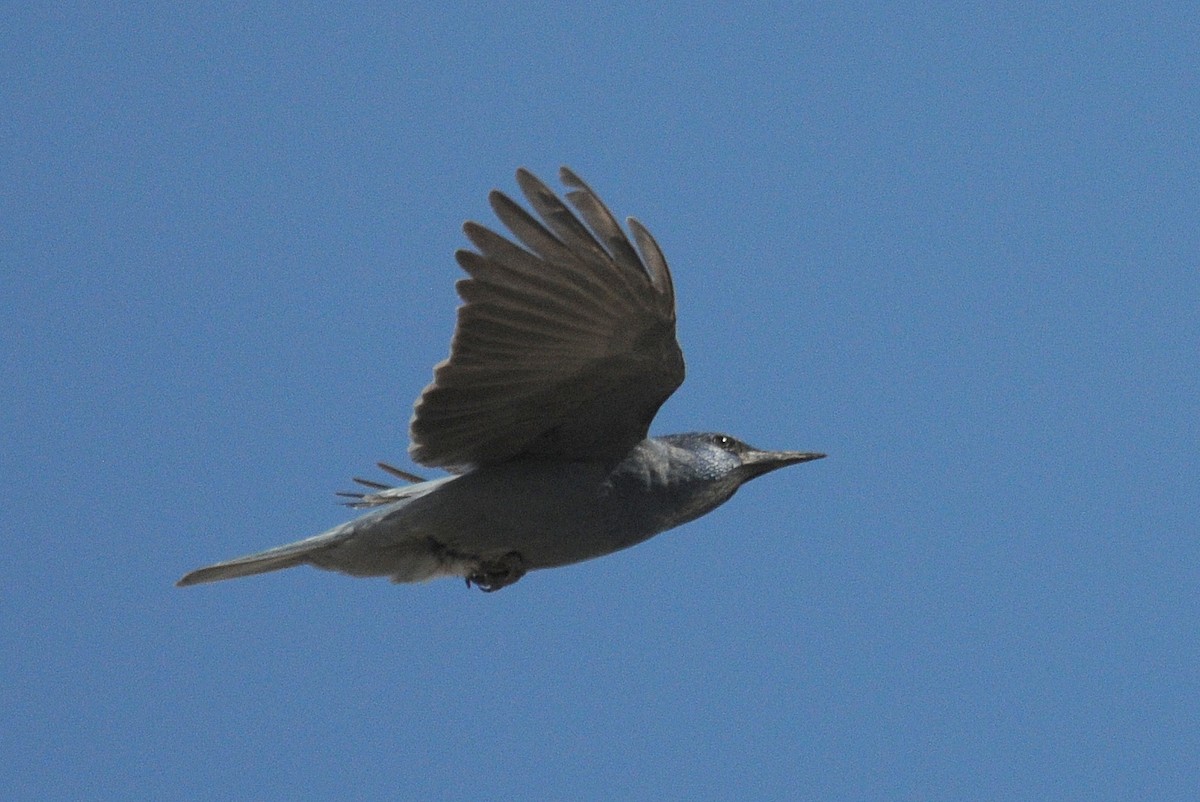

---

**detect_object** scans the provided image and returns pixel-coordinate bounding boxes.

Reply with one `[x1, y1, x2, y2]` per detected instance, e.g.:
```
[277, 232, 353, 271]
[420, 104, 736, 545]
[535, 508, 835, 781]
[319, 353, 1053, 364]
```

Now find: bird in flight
[178, 167, 824, 592]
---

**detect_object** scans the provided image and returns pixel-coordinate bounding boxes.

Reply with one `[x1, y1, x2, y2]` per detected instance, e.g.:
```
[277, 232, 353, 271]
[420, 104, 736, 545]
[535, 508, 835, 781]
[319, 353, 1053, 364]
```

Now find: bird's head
[659, 432, 825, 483]
[638, 433, 824, 529]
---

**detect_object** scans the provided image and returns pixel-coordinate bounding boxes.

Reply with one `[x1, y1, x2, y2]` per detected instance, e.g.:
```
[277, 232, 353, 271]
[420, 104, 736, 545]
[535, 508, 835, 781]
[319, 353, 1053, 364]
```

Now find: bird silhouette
[177, 167, 824, 592]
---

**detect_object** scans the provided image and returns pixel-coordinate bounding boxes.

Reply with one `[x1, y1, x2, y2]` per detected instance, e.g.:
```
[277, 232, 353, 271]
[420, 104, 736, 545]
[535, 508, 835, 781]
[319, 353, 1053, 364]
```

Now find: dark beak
[739, 449, 826, 480]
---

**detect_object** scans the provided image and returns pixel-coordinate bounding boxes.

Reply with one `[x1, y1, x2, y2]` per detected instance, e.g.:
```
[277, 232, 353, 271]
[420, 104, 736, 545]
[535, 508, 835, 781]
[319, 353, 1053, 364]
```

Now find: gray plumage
[177, 167, 824, 592]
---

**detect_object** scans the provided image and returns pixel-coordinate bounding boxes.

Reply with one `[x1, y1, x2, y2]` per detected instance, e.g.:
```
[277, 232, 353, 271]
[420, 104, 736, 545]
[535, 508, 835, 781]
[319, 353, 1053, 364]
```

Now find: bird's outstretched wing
[409, 167, 684, 469]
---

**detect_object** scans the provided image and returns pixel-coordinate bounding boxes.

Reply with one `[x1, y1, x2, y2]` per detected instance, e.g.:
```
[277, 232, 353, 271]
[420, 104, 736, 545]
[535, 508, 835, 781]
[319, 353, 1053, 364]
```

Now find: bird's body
[178, 168, 824, 591]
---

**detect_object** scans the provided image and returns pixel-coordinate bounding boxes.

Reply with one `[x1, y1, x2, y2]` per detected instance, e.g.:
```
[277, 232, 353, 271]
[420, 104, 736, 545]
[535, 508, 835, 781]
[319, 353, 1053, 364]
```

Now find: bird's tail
[176, 528, 349, 587]
[177, 475, 446, 587]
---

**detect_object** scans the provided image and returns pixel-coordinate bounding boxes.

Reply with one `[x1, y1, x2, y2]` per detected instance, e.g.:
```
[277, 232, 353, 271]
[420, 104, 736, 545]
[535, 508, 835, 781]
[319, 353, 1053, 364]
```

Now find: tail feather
[177, 477, 448, 588]
[176, 529, 347, 587]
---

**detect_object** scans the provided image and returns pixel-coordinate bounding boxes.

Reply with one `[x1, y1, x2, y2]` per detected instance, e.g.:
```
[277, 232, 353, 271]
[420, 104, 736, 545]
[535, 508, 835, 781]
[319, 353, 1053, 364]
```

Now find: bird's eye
[714, 435, 732, 448]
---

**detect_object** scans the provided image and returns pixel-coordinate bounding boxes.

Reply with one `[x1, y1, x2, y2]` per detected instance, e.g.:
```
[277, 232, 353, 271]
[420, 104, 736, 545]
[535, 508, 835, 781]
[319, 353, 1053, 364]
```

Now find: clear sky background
[4, 3, 1197, 800]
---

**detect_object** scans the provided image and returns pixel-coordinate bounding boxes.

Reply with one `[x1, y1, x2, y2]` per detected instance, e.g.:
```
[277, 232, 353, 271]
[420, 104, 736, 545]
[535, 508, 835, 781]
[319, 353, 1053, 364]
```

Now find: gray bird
[177, 167, 824, 592]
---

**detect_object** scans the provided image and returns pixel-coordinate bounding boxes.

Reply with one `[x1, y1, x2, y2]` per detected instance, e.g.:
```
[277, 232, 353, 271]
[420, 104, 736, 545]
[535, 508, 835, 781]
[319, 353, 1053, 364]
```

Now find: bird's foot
[466, 552, 527, 592]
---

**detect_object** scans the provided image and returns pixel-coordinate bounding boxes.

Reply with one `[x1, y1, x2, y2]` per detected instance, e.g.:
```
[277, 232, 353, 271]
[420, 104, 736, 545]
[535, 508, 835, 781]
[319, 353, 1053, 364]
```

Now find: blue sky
[3, 2, 1197, 799]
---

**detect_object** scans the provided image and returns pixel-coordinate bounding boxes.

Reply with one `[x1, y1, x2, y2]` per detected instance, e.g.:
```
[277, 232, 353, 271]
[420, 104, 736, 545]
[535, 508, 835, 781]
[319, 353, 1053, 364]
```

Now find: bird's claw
[465, 551, 527, 592]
